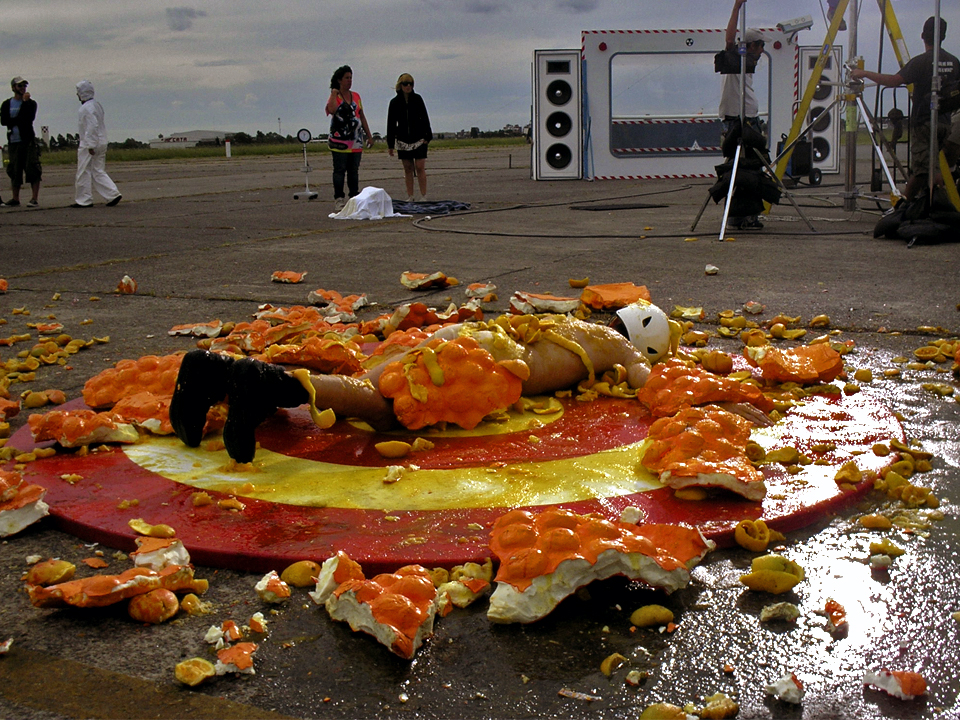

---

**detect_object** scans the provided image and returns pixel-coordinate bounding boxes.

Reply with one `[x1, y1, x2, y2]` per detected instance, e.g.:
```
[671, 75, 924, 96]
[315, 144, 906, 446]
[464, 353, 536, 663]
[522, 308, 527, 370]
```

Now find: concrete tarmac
[1, 146, 959, 719]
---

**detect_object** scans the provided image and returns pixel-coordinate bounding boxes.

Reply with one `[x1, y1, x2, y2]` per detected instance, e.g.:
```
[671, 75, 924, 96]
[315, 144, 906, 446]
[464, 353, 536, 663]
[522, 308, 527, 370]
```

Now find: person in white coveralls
[72, 80, 122, 208]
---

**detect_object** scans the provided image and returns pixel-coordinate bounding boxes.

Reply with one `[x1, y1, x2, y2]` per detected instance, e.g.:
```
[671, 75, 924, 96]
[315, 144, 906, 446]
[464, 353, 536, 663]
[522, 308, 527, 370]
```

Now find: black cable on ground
[410, 184, 874, 238]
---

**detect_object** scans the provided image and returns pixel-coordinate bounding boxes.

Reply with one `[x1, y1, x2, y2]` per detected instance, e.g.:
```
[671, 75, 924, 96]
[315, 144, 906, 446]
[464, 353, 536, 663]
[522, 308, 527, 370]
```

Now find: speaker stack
[799, 46, 843, 175]
[532, 49, 582, 180]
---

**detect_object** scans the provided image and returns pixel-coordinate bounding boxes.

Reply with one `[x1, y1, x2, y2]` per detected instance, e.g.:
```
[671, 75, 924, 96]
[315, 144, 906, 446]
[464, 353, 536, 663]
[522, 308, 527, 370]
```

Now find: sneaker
[27, 199, 38, 207]
[106, 195, 122, 207]
[5, 199, 20, 207]
[419, 194, 427, 202]
[742, 216, 764, 229]
[334, 197, 346, 212]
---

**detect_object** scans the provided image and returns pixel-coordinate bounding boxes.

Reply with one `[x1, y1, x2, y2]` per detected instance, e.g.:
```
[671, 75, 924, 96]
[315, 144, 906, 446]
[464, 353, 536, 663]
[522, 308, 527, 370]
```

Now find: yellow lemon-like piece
[740, 554, 804, 594]
[600, 652, 627, 676]
[834, 461, 862, 485]
[128, 518, 176, 538]
[639, 703, 689, 720]
[24, 559, 76, 586]
[740, 570, 803, 594]
[859, 514, 893, 530]
[280, 560, 322, 588]
[630, 604, 675, 627]
[766, 447, 800, 465]
[175, 657, 217, 687]
[179, 593, 214, 616]
[869, 538, 905, 557]
[375, 440, 412, 459]
[734, 519, 772, 552]
[568, 277, 589, 288]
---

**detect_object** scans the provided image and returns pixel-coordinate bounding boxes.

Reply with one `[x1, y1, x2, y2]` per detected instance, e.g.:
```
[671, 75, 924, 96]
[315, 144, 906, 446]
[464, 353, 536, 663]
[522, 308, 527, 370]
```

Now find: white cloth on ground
[328, 186, 410, 220]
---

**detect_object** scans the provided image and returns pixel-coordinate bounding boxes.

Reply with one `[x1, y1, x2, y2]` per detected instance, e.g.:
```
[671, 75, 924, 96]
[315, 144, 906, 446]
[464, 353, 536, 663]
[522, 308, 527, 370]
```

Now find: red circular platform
[6, 393, 902, 574]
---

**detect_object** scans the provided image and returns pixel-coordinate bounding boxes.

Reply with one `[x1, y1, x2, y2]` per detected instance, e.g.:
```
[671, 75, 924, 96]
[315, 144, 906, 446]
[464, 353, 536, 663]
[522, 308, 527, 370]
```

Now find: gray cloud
[462, 0, 506, 12]
[165, 7, 208, 32]
[194, 59, 246, 68]
[431, 0, 600, 15]
[556, 0, 599, 11]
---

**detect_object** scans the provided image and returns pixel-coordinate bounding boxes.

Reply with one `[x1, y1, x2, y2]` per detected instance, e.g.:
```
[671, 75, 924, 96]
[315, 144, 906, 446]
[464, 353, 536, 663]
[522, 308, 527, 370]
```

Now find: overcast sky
[0, 1, 952, 143]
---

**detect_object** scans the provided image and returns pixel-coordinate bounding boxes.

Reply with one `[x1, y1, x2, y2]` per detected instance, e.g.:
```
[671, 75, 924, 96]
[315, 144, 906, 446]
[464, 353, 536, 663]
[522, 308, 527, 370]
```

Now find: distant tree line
[40, 134, 149, 150]
[207, 131, 297, 146]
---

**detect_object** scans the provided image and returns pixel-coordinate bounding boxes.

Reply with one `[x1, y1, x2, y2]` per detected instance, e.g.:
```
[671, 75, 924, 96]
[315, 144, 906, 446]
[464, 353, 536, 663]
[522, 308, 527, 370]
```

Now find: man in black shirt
[853, 17, 960, 199]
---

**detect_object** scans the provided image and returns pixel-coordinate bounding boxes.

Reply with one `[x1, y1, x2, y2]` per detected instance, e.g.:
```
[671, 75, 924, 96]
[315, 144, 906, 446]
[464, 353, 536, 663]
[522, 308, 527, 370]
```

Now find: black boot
[222, 358, 310, 463]
[170, 350, 234, 447]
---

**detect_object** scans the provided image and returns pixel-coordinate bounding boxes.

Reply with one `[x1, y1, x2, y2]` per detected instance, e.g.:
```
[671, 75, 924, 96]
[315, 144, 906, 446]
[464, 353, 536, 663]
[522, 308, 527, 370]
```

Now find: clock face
[297, 128, 312, 143]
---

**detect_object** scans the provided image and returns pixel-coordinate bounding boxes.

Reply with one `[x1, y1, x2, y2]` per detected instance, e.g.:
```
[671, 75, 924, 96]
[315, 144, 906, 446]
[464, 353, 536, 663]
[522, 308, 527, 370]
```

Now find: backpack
[328, 97, 361, 151]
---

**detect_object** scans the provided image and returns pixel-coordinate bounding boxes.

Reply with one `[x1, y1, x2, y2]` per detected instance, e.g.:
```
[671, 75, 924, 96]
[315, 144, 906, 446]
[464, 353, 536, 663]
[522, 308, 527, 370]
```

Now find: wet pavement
[1, 146, 959, 719]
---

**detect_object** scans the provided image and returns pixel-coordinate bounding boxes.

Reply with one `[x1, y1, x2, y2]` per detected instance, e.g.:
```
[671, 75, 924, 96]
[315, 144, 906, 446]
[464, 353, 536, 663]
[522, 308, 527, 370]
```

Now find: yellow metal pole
[938, 151, 960, 210]
[773, 0, 850, 181]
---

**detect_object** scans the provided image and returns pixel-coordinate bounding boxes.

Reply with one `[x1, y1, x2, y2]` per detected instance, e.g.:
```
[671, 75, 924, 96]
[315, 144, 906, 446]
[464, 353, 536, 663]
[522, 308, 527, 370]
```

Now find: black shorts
[6, 139, 42, 186]
[397, 143, 428, 161]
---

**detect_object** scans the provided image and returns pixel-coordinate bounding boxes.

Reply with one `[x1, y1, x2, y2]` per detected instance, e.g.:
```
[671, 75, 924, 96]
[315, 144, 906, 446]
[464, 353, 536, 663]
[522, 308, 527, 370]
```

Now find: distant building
[149, 130, 227, 149]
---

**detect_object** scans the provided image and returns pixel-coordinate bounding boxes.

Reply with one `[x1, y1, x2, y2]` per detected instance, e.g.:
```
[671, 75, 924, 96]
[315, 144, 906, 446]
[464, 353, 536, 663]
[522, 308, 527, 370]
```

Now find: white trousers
[75, 145, 120, 205]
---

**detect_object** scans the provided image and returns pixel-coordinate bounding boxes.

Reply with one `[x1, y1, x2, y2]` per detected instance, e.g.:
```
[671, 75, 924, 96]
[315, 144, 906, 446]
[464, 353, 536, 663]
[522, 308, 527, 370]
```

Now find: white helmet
[614, 300, 672, 363]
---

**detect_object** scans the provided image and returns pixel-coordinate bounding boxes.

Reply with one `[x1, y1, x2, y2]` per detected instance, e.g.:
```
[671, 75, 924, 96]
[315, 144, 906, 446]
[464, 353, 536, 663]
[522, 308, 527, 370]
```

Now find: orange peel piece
[130, 536, 190, 570]
[28, 565, 208, 608]
[82, 354, 184, 408]
[378, 336, 522, 430]
[579, 282, 651, 310]
[271, 270, 306, 284]
[260, 336, 364, 375]
[863, 669, 927, 700]
[488, 507, 713, 623]
[637, 359, 773, 418]
[168, 320, 224, 338]
[216, 642, 258, 674]
[744, 343, 844, 384]
[255, 570, 291, 603]
[325, 564, 439, 659]
[641, 405, 766, 501]
[0, 397, 20, 421]
[110, 392, 174, 435]
[509, 291, 580, 315]
[309, 550, 366, 605]
[400, 271, 454, 290]
[28, 409, 139, 447]
[0, 469, 50, 537]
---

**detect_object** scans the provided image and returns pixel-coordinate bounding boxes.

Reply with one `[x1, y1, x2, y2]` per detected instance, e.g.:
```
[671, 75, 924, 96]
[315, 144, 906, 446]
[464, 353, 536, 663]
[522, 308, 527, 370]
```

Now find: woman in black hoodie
[386, 73, 432, 201]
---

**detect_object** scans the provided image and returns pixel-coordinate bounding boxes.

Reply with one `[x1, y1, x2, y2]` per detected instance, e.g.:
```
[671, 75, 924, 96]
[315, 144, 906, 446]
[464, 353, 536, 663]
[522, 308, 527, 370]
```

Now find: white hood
[76, 80, 95, 102]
